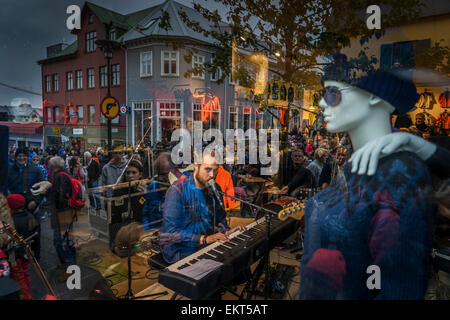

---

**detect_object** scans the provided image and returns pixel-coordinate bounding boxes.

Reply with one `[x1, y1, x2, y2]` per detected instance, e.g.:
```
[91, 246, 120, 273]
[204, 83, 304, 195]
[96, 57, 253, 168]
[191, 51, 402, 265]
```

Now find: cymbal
[264, 188, 287, 194]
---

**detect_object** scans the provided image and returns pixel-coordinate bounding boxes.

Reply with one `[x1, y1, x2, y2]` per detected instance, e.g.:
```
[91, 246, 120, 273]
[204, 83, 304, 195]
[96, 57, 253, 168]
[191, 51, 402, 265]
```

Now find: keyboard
[158, 214, 298, 299]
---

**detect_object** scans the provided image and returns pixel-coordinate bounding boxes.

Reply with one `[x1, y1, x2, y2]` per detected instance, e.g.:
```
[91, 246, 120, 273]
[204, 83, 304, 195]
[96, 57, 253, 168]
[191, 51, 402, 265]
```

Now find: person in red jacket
[215, 165, 235, 209]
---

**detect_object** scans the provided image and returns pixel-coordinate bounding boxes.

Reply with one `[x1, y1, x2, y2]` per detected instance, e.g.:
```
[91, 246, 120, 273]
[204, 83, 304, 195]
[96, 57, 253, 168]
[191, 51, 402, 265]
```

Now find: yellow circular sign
[101, 96, 120, 120]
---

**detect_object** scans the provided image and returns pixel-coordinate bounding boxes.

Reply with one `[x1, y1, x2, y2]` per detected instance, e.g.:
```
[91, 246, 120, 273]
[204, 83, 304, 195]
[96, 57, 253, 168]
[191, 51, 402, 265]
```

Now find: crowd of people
[1, 107, 449, 299]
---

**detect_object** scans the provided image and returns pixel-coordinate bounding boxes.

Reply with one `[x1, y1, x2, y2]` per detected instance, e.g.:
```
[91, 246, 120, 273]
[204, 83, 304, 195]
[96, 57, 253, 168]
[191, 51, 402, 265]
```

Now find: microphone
[208, 179, 225, 210]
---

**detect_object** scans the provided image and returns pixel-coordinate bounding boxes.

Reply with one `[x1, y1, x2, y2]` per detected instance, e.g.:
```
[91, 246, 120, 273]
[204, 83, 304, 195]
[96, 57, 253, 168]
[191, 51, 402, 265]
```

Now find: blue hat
[322, 53, 420, 115]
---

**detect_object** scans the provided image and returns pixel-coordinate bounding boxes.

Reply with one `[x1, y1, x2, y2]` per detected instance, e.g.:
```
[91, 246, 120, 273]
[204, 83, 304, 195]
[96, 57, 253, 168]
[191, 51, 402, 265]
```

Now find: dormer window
[109, 27, 116, 41]
[88, 14, 93, 24]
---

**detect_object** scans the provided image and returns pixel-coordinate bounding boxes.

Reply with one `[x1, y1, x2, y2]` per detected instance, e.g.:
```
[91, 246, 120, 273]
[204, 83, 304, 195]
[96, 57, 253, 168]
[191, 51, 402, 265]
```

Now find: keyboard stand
[239, 253, 269, 300]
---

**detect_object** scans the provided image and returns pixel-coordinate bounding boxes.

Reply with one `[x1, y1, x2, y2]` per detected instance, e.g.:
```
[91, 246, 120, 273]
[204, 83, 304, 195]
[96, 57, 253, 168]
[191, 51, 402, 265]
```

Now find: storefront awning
[0, 121, 43, 135]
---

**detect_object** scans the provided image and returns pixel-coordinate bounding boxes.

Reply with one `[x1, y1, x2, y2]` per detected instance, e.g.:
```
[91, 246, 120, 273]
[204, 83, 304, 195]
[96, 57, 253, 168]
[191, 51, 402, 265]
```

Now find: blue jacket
[142, 181, 165, 230]
[159, 172, 229, 264]
[7, 163, 44, 195]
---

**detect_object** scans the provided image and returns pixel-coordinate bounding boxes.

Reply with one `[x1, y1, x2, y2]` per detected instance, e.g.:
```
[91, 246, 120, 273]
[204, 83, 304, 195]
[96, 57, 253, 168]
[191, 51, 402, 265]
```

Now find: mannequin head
[320, 80, 396, 151]
[320, 80, 395, 133]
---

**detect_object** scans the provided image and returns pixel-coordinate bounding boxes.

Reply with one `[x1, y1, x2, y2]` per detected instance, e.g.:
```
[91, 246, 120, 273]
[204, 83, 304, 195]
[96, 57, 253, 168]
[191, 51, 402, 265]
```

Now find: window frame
[161, 50, 179, 77]
[76, 70, 83, 89]
[67, 71, 73, 90]
[192, 54, 205, 79]
[53, 74, 59, 92]
[85, 31, 97, 53]
[111, 64, 120, 86]
[87, 68, 95, 88]
[100, 66, 108, 87]
[140, 51, 153, 77]
[88, 105, 95, 124]
[45, 75, 51, 93]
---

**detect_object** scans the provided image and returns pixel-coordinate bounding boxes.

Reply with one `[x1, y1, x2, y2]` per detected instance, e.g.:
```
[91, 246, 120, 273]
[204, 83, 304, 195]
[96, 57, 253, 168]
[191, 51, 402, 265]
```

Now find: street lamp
[96, 31, 121, 152]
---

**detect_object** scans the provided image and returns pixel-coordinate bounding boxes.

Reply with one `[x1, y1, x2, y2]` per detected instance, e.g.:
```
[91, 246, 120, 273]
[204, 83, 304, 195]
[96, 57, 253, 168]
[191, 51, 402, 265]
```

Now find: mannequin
[299, 69, 437, 299]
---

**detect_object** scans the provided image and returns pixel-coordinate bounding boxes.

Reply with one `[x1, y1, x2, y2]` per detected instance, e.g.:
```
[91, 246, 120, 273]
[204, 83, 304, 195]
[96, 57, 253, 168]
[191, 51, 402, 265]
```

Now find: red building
[38, 2, 154, 150]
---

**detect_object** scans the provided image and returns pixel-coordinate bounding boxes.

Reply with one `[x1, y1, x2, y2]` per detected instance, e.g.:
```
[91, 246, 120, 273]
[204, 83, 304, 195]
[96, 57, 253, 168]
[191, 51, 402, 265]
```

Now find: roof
[123, 0, 222, 45]
[0, 122, 43, 134]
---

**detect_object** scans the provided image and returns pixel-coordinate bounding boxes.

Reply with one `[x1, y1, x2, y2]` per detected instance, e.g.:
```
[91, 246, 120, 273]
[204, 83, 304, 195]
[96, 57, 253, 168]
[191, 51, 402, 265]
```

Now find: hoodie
[100, 160, 127, 187]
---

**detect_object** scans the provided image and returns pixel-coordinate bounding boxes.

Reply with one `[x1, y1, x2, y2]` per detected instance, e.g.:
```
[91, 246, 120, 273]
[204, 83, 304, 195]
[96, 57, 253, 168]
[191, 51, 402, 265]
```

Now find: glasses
[32, 158, 39, 162]
[320, 86, 353, 107]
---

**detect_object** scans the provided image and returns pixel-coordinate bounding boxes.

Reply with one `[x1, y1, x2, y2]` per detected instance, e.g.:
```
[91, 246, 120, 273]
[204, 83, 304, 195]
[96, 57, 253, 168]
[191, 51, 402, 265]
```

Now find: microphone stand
[215, 189, 279, 300]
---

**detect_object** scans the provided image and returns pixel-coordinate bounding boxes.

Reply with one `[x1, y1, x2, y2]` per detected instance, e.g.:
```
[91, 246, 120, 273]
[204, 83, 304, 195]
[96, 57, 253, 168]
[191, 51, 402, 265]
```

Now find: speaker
[0, 125, 9, 194]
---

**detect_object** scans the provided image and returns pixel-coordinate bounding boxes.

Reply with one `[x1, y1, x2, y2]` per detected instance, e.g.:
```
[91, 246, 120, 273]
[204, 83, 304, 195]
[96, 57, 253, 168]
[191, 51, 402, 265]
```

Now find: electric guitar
[277, 202, 305, 221]
[0, 221, 57, 298]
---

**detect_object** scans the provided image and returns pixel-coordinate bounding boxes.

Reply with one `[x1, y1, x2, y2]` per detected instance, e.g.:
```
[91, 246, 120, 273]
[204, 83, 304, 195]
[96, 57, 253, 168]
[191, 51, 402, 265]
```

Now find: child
[6, 194, 38, 300]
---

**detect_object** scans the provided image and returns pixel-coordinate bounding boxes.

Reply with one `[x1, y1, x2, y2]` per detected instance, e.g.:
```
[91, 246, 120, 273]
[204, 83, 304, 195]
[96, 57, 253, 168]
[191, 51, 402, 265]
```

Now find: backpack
[60, 172, 86, 209]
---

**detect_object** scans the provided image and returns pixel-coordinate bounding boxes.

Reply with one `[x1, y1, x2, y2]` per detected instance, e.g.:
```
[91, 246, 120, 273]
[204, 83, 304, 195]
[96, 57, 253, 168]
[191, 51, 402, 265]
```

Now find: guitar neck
[24, 245, 57, 297]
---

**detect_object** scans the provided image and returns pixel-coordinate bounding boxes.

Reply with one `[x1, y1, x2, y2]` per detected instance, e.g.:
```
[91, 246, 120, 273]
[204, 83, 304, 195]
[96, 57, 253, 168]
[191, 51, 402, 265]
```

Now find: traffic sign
[119, 104, 128, 116]
[101, 96, 120, 120]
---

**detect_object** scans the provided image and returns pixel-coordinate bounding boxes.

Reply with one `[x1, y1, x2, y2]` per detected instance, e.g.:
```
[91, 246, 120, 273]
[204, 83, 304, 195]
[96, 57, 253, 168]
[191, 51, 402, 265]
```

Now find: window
[133, 101, 152, 146]
[112, 64, 120, 86]
[76, 70, 83, 89]
[87, 68, 95, 88]
[54, 106, 60, 123]
[88, 105, 95, 123]
[229, 68, 239, 85]
[109, 27, 116, 41]
[192, 54, 204, 79]
[100, 66, 108, 87]
[53, 74, 58, 92]
[210, 54, 222, 81]
[380, 39, 431, 70]
[193, 102, 220, 130]
[47, 107, 52, 123]
[67, 72, 73, 90]
[88, 14, 93, 24]
[45, 75, 51, 93]
[161, 50, 178, 76]
[86, 31, 96, 53]
[77, 106, 84, 123]
[229, 106, 238, 129]
[140, 51, 152, 77]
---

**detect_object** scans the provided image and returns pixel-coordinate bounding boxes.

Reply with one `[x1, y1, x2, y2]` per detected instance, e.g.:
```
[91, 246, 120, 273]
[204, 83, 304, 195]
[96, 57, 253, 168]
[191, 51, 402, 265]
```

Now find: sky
[0, 0, 224, 107]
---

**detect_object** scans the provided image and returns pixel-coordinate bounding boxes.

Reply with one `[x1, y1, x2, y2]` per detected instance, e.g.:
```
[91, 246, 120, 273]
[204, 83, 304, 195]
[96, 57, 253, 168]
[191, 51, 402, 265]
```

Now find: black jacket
[86, 160, 101, 183]
[11, 209, 38, 259]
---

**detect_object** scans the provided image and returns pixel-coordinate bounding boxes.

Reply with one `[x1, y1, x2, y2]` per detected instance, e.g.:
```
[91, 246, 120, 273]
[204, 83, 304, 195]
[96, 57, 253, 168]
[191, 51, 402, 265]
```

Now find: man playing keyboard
[159, 150, 245, 264]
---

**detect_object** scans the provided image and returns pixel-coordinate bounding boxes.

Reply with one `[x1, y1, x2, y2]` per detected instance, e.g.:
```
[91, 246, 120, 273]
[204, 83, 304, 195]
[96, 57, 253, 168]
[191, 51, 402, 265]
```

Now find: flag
[61, 134, 69, 143]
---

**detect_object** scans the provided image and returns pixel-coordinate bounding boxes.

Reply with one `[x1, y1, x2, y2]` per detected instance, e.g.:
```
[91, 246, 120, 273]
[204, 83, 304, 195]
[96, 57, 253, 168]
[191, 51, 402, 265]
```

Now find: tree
[169, 0, 425, 184]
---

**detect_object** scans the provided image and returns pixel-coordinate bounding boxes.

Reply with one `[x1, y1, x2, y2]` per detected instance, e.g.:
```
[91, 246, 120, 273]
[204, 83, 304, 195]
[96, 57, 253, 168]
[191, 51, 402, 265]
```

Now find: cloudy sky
[0, 0, 224, 107]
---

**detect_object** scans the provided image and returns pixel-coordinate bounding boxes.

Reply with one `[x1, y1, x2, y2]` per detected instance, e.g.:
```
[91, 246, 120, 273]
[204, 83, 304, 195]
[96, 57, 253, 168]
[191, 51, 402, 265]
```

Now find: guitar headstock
[0, 222, 26, 246]
[278, 202, 304, 221]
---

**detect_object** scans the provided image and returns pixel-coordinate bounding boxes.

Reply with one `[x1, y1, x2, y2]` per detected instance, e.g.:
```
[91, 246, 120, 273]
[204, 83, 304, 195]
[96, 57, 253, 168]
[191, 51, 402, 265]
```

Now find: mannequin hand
[206, 232, 229, 244]
[349, 132, 437, 176]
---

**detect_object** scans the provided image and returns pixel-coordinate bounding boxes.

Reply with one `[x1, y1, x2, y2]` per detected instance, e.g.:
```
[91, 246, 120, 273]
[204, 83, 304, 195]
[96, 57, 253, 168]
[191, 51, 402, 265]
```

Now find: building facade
[37, 2, 156, 150]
